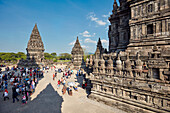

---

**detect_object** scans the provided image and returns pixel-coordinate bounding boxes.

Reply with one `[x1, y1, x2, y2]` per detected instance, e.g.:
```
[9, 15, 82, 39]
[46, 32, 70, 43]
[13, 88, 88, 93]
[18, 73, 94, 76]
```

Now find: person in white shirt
[3, 89, 9, 101]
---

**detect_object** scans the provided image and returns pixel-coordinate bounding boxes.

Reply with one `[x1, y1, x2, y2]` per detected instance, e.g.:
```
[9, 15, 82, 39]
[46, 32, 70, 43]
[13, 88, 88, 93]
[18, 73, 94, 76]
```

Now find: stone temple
[86, 0, 170, 113]
[71, 36, 84, 69]
[18, 24, 45, 68]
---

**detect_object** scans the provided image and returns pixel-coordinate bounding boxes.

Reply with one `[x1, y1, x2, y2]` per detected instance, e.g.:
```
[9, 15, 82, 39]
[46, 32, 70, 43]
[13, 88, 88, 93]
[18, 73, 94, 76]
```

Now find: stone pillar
[162, 20, 166, 35]
[136, 25, 139, 39]
[165, 19, 168, 36]
[165, 0, 169, 9]
[142, 24, 146, 37]
[167, 19, 169, 36]
[131, 7, 134, 18]
[131, 26, 134, 40]
[156, 21, 161, 36]
[135, 25, 138, 39]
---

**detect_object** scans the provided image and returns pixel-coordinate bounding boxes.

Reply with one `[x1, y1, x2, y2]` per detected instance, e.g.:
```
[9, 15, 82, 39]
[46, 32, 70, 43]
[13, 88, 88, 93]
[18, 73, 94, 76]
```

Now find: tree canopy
[0, 52, 26, 63]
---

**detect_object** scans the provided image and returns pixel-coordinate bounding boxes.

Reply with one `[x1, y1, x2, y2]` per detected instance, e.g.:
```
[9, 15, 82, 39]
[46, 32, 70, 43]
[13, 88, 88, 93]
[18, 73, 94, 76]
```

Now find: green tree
[44, 53, 54, 60]
[51, 52, 57, 57]
[16, 52, 26, 60]
[59, 53, 71, 60]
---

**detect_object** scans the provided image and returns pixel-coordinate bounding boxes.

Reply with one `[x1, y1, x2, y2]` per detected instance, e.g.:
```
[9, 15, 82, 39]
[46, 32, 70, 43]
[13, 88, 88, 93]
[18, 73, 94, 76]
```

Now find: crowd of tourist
[54, 67, 89, 96]
[54, 67, 79, 96]
[0, 64, 90, 105]
[0, 66, 44, 105]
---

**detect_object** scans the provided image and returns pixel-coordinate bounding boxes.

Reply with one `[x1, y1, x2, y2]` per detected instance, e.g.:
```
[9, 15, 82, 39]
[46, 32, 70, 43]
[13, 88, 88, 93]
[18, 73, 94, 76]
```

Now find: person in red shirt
[3, 89, 9, 101]
[58, 80, 60, 88]
[30, 73, 32, 77]
[53, 74, 55, 80]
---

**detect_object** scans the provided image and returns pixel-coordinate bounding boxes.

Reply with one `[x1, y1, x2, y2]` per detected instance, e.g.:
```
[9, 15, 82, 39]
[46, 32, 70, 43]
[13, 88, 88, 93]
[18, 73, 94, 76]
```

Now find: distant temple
[86, 0, 170, 113]
[18, 24, 45, 68]
[71, 36, 84, 69]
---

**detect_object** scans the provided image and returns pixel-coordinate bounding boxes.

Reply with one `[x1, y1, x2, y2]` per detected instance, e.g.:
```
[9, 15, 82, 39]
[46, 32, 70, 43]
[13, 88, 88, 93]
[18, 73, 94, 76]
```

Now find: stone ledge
[89, 91, 169, 113]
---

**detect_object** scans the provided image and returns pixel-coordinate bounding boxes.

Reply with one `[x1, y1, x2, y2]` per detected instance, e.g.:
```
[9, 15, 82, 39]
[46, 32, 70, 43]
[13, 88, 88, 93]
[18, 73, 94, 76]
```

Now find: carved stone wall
[87, 0, 170, 112]
[71, 37, 84, 69]
[108, 0, 130, 52]
[88, 47, 170, 112]
[127, 0, 170, 53]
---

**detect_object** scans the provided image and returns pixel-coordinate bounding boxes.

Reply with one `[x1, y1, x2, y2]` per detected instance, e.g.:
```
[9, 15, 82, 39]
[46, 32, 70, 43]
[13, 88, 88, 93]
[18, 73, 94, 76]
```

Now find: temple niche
[71, 36, 84, 69]
[18, 24, 45, 68]
[86, 0, 170, 113]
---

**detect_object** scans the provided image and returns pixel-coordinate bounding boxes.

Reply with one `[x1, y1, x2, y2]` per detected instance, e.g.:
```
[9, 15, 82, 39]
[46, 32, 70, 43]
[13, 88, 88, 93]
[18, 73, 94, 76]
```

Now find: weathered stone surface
[87, 0, 170, 113]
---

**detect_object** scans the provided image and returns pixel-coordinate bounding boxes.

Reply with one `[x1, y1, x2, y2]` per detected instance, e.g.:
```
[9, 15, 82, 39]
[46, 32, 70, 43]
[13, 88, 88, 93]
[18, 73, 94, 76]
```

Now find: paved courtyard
[0, 65, 126, 113]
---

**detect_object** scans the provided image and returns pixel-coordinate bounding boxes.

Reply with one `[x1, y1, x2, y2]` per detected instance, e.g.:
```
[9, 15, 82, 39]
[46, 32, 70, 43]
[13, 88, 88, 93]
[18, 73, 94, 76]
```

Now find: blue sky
[0, 0, 119, 55]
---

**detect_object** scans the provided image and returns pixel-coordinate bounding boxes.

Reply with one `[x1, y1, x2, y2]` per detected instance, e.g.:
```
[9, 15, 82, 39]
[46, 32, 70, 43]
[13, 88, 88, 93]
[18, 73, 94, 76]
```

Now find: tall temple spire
[97, 38, 104, 54]
[34, 23, 37, 29]
[18, 23, 45, 68]
[31, 23, 40, 37]
[71, 36, 84, 69]
[113, 0, 118, 12]
[74, 36, 81, 47]
[97, 38, 102, 47]
[27, 24, 44, 50]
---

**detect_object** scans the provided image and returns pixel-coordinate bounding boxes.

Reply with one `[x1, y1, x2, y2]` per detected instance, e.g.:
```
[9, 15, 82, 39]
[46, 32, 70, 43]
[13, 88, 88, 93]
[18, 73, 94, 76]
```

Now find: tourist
[62, 85, 66, 95]
[69, 86, 73, 96]
[35, 77, 38, 87]
[22, 95, 27, 105]
[12, 85, 19, 103]
[3, 89, 9, 101]
[53, 74, 55, 80]
[16, 86, 20, 96]
[55, 72, 57, 78]
[1, 81, 4, 91]
[5, 80, 8, 89]
[31, 80, 35, 92]
[57, 80, 60, 88]
[63, 79, 66, 86]
[74, 85, 78, 91]
[25, 86, 29, 101]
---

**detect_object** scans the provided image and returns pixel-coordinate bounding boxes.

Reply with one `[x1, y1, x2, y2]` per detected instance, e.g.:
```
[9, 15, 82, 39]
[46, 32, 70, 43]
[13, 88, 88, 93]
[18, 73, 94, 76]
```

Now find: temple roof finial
[113, 0, 118, 12]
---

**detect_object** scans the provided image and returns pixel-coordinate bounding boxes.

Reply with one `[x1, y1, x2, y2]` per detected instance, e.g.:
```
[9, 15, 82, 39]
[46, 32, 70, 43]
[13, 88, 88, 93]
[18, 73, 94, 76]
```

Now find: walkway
[0, 64, 126, 113]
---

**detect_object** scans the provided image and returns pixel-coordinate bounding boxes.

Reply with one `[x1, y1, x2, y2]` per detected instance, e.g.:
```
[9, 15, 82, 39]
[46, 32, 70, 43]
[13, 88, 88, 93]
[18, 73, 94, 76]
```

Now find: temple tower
[108, 0, 130, 52]
[71, 36, 84, 69]
[97, 38, 104, 54]
[26, 24, 45, 67]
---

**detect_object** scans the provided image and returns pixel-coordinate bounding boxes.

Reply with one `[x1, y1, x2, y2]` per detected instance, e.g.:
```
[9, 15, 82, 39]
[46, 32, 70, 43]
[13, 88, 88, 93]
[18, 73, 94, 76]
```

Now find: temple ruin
[71, 36, 84, 69]
[18, 24, 45, 68]
[86, 0, 170, 112]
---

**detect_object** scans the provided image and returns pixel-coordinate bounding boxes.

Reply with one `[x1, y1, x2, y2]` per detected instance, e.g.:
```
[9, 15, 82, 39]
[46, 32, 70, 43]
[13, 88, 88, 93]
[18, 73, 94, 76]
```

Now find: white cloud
[82, 45, 89, 49]
[101, 39, 109, 46]
[84, 38, 97, 44]
[79, 30, 96, 37]
[88, 12, 106, 26]
[102, 12, 111, 18]
[69, 40, 75, 45]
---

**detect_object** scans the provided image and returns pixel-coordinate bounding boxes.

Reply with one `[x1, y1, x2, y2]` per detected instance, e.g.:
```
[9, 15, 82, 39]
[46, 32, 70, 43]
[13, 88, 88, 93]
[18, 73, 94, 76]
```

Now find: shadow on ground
[0, 83, 63, 113]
